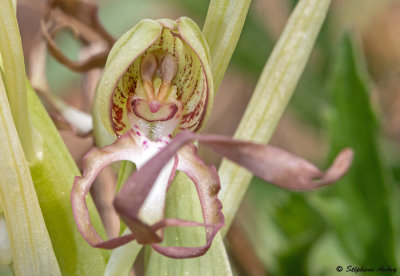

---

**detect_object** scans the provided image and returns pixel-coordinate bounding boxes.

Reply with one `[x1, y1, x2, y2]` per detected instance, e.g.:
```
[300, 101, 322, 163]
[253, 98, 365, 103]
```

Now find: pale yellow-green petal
[177, 17, 214, 131]
[94, 19, 163, 134]
[94, 18, 214, 138]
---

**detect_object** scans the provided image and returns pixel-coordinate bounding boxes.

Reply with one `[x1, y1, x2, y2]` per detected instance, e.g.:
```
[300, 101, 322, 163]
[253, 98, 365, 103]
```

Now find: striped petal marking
[95, 18, 213, 141]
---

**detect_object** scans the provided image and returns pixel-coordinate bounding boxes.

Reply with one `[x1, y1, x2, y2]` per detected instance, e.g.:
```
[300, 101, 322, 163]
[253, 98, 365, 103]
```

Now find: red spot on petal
[148, 101, 162, 113]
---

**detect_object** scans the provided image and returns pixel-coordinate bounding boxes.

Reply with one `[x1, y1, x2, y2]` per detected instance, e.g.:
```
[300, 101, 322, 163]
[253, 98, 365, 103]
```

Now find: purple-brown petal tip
[191, 133, 354, 191]
[316, 148, 354, 185]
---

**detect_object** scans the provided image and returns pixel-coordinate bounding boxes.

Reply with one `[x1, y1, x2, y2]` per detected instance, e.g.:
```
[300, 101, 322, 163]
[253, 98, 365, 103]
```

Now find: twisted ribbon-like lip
[71, 129, 353, 258]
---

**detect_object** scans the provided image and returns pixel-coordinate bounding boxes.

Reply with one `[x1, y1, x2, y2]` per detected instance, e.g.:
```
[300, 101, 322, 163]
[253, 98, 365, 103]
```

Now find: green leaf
[0, 73, 61, 276]
[316, 32, 397, 266]
[307, 232, 353, 276]
[240, 180, 326, 276]
[145, 172, 232, 276]
[27, 83, 108, 275]
[0, 0, 41, 162]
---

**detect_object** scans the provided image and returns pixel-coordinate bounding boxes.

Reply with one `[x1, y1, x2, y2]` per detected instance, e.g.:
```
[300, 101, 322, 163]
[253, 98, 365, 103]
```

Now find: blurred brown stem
[227, 219, 267, 276]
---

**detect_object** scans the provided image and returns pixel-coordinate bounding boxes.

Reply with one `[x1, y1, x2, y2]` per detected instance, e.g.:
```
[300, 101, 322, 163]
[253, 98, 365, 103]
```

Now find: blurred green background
[15, 0, 400, 275]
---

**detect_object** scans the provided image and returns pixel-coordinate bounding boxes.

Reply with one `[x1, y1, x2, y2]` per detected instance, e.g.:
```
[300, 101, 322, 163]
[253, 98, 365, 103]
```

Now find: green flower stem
[0, 74, 61, 276]
[105, 230, 141, 276]
[217, 0, 332, 235]
[0, 0, 41, 163]
[202, 0, 251, 90]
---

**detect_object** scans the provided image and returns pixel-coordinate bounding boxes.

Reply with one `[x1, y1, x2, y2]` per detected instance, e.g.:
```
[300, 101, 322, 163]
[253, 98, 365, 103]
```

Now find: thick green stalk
[202, 0, 251, 90]
[0, 0, 41, 162]
[105, 230, 141, 276]
[0, 75, 61, 276]
[218, 0, 332, 235]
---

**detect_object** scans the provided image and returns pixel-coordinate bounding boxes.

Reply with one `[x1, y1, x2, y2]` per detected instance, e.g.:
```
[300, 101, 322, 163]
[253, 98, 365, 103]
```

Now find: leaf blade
[27, 83, 108, 275]
[320, 32, 397, 266]
[0, 72, 61, 276]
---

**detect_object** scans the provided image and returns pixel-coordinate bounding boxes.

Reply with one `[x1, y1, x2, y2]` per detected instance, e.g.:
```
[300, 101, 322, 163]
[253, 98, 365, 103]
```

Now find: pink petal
[71, 132, 140, 249]
[113, 133, 224, 258]
[71, 128, 219, 257]
[73, 128, 352, 258]
[131, 130, 353, 192]
[151, 144, 224, 258]
[193, 132, 354, 191]
[113, 130, 352, 257]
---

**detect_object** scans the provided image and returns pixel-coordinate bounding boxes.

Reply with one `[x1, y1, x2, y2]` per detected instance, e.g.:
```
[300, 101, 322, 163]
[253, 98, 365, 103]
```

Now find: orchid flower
[71, 17, 353, 259]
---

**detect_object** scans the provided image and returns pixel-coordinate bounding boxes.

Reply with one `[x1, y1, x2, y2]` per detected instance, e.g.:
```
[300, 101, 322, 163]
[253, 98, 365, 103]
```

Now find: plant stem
[202, 0, 252, 90]
[218, 0, 332, 235]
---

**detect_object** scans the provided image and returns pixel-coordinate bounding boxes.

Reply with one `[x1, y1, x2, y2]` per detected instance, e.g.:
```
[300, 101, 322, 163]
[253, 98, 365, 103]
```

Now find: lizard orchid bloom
[71, 17, 353, 259]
